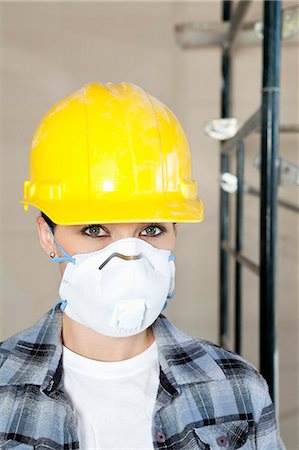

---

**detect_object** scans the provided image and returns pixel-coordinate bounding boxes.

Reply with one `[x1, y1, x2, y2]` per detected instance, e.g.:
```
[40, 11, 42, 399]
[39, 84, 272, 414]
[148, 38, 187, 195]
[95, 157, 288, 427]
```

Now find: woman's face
[36, 217, 177, 275]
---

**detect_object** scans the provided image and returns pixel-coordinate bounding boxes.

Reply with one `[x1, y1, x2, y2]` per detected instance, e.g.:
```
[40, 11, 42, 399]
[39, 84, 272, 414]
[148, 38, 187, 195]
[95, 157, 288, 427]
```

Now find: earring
[50, 251, 56, 258]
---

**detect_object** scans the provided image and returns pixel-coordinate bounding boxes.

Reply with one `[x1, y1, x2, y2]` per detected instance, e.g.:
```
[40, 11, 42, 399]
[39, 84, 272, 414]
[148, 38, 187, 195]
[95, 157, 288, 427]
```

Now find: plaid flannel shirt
[0, 306, 285, 449]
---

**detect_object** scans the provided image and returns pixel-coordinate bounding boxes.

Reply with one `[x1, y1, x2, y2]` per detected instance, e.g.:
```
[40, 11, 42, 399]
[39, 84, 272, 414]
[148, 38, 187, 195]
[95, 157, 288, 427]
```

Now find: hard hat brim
[20, 198, 204, 225]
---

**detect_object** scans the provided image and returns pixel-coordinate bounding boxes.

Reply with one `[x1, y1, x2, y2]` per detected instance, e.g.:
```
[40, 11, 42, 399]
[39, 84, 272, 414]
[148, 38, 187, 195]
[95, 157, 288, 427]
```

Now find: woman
[0, 82, 284, 449]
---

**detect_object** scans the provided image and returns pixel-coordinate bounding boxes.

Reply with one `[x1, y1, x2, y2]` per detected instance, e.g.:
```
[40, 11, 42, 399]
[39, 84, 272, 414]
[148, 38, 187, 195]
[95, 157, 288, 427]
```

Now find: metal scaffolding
[219, 0, 282, 405]
[175, 0, 299, 405]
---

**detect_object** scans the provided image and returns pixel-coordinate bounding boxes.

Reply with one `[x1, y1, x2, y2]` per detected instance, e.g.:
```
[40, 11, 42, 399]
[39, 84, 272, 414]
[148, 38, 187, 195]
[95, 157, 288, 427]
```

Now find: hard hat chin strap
[47, 225, 76, 264]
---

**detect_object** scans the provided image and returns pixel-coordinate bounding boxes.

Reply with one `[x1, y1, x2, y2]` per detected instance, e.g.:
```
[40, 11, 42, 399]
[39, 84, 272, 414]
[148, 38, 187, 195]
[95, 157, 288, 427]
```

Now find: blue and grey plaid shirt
[0, 307, 285, 449]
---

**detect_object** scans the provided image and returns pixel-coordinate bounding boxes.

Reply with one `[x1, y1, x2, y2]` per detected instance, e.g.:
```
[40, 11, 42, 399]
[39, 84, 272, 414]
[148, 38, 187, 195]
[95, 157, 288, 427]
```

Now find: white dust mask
[49, 231, 176, 337]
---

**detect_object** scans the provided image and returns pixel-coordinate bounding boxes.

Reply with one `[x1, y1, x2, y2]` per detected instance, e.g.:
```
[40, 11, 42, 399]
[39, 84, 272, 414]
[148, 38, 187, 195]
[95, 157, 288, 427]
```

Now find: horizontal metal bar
[221, 240, 260, 275]
[278, 124, 299, 133]
[224, 1, 252, 49]
[221, 108, 261, 155]
[254, 124, 299, 133]
[245, 184, 299, 213]
[174, 21, 299, 49]
[253, 155, 299, 186]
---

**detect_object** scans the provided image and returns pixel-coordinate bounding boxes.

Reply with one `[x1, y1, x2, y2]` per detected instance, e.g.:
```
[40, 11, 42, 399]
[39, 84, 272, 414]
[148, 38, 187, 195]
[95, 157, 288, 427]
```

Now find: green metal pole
[219, 0, 231, 349]
[259, 0, 281, 404]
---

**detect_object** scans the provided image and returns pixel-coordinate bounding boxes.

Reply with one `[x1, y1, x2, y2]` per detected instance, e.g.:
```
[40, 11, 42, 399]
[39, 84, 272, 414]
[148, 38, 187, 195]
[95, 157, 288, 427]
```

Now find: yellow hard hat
[20, 82, 204, 225]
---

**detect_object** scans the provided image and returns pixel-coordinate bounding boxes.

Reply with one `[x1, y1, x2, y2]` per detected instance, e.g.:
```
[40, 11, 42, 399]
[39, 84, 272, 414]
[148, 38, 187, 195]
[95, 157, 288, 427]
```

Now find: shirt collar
[152, 314, 226, 387]
[0, 307, 225, 394]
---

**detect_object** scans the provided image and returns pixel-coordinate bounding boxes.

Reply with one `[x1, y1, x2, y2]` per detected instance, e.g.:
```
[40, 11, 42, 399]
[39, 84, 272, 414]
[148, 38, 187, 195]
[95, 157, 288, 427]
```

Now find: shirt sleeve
[255, 383, 286, 450]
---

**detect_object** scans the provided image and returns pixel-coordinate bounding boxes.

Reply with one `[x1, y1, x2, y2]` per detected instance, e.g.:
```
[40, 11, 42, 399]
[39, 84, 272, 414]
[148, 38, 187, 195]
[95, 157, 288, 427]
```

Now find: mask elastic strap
[50, 299, 68, 318]
[168, 253, 176, 262]
[47, 225, 76, 264]
[163, 291, 176, 312]
[167, 252, 176, 300]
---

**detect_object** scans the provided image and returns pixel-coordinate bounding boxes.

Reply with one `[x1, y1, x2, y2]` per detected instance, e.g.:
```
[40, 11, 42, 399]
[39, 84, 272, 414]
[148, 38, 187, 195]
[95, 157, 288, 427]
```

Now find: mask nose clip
[98, 252, 142, 270]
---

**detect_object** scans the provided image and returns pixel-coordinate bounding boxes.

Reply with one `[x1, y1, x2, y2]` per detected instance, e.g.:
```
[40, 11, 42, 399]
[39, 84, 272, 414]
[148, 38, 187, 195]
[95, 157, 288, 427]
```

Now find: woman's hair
[41, 211, 57, 232]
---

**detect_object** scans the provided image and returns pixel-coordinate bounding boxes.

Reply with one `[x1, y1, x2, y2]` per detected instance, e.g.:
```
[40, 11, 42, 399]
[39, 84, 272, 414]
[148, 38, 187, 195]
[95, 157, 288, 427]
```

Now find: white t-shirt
[62, 341, 159, 450]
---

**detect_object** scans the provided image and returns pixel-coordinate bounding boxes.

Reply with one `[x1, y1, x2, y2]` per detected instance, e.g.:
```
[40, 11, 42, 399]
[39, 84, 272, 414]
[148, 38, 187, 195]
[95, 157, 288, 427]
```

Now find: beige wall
[0, 1, 298, 448]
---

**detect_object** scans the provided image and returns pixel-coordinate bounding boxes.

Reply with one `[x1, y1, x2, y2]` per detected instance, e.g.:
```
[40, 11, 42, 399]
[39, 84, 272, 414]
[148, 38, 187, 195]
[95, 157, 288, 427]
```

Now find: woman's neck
[61, 312, 155, 362]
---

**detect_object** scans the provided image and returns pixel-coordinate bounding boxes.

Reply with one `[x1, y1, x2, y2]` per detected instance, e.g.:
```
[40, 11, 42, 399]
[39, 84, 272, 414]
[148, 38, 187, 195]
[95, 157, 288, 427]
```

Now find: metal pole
[235, 141, 244, 354]
[220, 0, 231, 349]
[259, 0, 281, 403]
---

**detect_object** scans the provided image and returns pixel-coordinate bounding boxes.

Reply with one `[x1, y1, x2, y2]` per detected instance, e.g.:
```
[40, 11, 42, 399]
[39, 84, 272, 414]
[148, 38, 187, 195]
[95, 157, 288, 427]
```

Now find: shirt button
[156, 431, 166, 443]
[216, 435, 229, 447]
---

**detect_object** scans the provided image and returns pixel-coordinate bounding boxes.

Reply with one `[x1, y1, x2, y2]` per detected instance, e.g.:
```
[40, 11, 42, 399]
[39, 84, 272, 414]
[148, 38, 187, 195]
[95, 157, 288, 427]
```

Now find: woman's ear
[36, 216, 55, 256]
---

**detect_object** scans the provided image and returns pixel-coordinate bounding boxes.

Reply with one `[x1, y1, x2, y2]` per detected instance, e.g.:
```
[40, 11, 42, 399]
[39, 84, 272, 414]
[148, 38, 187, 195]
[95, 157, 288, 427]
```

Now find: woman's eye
[83, 225, 107, 237]
[140, 225, 165, 237]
